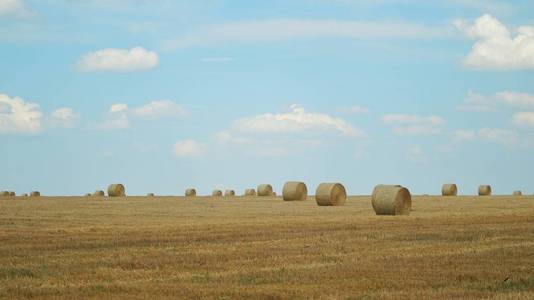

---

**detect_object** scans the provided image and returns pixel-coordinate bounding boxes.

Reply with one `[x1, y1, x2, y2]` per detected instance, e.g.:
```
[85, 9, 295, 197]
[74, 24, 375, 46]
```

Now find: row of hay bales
[1, 184, 126, 198]
[187, 181, 411, 216]
[283, 181, 411, 216]
[82, 184, 126, 197]
[1, 179, 526, 199]
[0, 181, 408, 216]
[441, 183, 523, 196]
[2, 182, 526, 201]
[192, 184, 278, 198]
[282, 182, 411, 215]
[0, 191, 39, 197]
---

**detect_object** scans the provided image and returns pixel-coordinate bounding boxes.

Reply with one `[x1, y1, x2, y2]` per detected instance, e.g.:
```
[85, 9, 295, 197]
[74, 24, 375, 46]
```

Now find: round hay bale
[107, 184, 125, 197]
[30, 191, 40, 197]
[21, 193, 28, 197]
[283, 181, 308, 201]
[371, 185, 411, 215]
[185, 188, 196, 197]
[84, 193, 91, 196]
[441, 184, 458, 196]
[257, 184, 273, 196]
[224, 190, 235, 196]
[315, 183, 346, 206]
[0, 191, 9, 197]
[244, 188, 256, 196]
[212, 189, 222, 197]
[93, 190, 105, 197]
[513, 190, 522, 196]
[273, 192, 277, 196]
[9, 191, 15, 197]
[147, 193, 155, 197]
[478, 185, 491, 196]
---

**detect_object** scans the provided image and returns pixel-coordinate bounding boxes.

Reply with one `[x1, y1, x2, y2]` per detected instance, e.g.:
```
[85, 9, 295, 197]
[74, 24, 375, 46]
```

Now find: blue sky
[1, 0, 534, 196]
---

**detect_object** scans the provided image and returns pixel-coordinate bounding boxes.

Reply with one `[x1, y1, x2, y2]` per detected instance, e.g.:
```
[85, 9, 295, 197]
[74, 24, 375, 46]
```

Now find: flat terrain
[1, 195, 534, 299]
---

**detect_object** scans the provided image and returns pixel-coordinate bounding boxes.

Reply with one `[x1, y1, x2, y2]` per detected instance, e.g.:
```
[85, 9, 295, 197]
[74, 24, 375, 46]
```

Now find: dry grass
[1, 195, 534, 299]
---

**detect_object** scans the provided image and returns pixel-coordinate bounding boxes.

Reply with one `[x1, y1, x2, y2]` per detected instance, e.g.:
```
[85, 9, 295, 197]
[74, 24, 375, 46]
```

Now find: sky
[1, 0, 534, 196]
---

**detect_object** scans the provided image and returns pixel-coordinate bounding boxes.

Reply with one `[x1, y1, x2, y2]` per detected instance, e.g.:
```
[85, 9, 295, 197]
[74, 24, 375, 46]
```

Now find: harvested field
[1, 195, 534, 299]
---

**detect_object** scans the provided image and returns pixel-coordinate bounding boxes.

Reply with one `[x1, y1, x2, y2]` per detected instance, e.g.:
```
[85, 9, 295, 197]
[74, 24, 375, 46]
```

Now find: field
[1, 195, 534, 299]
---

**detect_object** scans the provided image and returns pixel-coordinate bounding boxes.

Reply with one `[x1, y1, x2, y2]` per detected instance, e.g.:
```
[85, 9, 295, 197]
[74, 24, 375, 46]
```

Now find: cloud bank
[455, 14, 534, 70]
[77, 47, 159, 72]
[166, 19, 447, 49]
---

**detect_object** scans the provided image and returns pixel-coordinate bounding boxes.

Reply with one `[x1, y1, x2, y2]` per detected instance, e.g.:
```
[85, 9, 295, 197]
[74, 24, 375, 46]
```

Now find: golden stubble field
[1, 195, 534, 299]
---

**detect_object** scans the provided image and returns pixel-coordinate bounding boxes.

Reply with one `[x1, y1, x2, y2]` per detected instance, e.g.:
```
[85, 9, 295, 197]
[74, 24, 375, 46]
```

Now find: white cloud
[455, 14, 534, 70]
[215, 104, 364, 156]
[173, 139, 206, 158]
[0, 0, 34, 18]
[214, 131, 323, 157]
[77, 47, 159, 72]
[231, 104, 365, 138]
[92, 103, 130, 130]
[50, 107, 80, 128]
[513, 112, 534, 127]
[0, 93, 42, 134]
[459, 91, 534, 112]
[110, 103, 128, 113]
[382, 113, 445, 135]
[165, 19, 447, 49]
[131, 100, 187, 119]
[94, 100, 187, 130]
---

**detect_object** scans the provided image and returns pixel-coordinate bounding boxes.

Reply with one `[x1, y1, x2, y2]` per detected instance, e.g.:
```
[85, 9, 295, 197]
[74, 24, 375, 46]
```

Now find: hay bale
[30, 191, 40, 197]
[225, 190, 235, 196]
[257, 184, 273, 196]
[84, 193, 91, 196]
[283, 181, 308, 201]
[273, 192, 277, 196]
[21, 193, 28, 197]
[107, 184, 125, 197]
[212, 189, 222, 197]
[478, 185, 492, 196]
[244, 188, 256, 196]
[147, 193, 155, 197]
[441, 184, 458, 196]
[185, 188, 196, 197]
[93, 190, 105, 197]
[0, 191, 9, 197]
[371, 185, 411, 215]
[9, 191, 15, 197]
[315, 183, 346, 206]
[513, 190, 522, 196]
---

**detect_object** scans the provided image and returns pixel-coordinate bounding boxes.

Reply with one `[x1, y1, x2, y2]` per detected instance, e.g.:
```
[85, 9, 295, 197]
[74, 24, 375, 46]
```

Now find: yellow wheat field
[1, 195, 534, 299]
